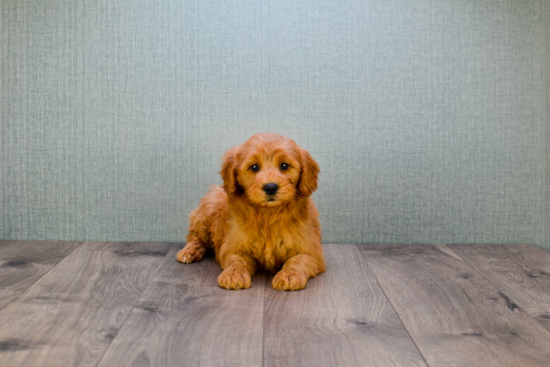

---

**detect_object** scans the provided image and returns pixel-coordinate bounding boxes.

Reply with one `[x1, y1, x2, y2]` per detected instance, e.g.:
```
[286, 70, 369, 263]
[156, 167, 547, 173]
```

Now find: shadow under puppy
[177, 133, 326, 291]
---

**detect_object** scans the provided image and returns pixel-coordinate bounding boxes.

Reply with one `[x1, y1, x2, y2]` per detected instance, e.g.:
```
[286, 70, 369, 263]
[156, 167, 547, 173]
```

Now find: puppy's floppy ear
[297, 147, 320, 197]
[220, 145, 241, 195]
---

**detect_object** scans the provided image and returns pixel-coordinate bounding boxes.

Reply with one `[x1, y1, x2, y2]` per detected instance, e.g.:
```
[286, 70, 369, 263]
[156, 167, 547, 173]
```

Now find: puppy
[176, 133, 325, 291]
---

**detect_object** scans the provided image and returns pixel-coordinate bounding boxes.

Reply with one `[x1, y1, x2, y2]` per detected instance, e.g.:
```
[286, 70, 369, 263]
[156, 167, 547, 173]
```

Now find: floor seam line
[446, 244, 550, 335]
[93, 243, 176, 367]
[355, 243, 431, 367]
[0, 241, 83, 313]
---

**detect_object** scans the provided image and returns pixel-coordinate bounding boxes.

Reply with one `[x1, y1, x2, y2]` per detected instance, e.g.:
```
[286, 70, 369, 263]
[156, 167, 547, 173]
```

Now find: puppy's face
[221, 133, 319, 207]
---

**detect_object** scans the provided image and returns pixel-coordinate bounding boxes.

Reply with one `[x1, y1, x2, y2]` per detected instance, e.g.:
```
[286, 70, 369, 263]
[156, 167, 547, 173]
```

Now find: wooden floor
[0, 242, 550, 367]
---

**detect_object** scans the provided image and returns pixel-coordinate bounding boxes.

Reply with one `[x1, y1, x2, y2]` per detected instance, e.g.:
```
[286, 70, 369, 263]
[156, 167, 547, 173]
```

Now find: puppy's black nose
[263, 183, 279, 195]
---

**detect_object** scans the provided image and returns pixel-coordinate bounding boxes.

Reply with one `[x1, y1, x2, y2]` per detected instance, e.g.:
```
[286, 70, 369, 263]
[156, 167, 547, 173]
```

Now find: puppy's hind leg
[177, 198, 213, 264]
[176, 239, 207, 263]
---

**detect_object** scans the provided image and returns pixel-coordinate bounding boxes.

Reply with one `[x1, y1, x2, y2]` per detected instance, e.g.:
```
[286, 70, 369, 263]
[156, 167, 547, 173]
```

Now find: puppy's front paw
[272, 268, 307, 291]
[218, 266, 252, 290]
[176, 245, 204, 264]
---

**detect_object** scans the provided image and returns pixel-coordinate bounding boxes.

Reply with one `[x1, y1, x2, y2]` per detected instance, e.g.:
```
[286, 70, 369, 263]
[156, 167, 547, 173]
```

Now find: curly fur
[177, 133, 325, 291]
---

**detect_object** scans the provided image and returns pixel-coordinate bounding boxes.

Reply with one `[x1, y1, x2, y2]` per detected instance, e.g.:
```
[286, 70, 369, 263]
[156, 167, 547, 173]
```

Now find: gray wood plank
[452, 244, 550, 332]
[263, 244, 427, 367]
[0, 240, 81, 310]
[359, 244, 550, 367]
[97, 245, 266, 367]
[0, 241, 172, 367]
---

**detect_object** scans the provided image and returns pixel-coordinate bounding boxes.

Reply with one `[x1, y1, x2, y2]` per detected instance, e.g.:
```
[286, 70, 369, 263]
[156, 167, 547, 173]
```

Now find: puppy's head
[220, 133, 319, 207]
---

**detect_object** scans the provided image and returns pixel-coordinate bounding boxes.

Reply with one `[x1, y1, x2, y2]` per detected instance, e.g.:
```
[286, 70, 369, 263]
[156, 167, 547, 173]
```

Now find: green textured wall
[1, 0, 549, 250]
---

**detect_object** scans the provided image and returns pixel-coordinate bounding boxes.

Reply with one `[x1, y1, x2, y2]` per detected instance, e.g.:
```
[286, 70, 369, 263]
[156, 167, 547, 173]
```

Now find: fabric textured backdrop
[1, 0, 549, 250]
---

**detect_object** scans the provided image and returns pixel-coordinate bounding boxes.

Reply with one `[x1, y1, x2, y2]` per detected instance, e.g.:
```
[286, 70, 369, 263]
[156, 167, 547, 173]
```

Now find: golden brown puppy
[176, 133, 325, 291]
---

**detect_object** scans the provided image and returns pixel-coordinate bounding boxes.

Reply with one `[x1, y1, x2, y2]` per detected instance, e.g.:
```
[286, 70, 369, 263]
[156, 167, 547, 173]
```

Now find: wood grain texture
[0, 240, 81, 310]
[0, 241, 172, 367]
[97, 245, 266, 367]
[452, 244, 550, 332]
[359, 244, 550, 367]
[263, 244, 427, 367]
[3, 241, 550, 367]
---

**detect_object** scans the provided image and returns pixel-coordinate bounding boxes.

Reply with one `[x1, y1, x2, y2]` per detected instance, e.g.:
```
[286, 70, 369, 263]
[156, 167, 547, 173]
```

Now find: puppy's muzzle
[263, 183, 279, 195]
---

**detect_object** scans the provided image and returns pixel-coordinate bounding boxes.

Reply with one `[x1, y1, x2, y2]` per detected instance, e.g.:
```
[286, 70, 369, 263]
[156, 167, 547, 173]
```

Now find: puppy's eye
[280, 163, 289, 171]
[250, 164, 260, 172]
